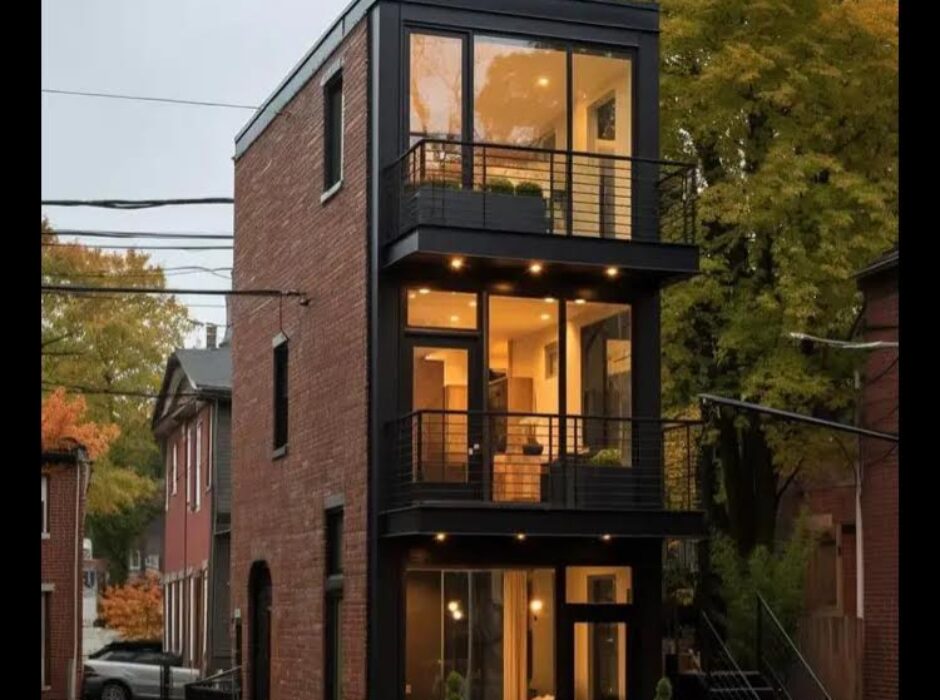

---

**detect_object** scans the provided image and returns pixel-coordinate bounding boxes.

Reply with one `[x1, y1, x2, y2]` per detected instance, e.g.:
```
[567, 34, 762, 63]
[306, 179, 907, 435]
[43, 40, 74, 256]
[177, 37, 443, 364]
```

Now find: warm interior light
[544, 297, 555, 303]
[529, 598, 544, 614]
[452, 609, 464, 621]
[447, 601, 460, 613]
[450, 315, 460, 324]
[469, 300, 477, 308]
[515, 533, 527, 541]
[575, 298, 586, 305]
[408, 293, 417, 300]
[450, 257, 465, 270]
[435, 533, 447, 542]
[528, 262, 543, 275]
[419, 288, 432, 295]
[605, 267, 619, 278]
[536, 76, 550, 87]
[540, 313, 551, 321]
[601, 534, 612, 542]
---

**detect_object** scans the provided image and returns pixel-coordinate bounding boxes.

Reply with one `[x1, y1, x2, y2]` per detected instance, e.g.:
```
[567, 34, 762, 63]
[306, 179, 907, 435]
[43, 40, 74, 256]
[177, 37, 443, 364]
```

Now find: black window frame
[273, 336, 289, 456]
[323, 71, 344, 194]
[325, 505, 344, 700]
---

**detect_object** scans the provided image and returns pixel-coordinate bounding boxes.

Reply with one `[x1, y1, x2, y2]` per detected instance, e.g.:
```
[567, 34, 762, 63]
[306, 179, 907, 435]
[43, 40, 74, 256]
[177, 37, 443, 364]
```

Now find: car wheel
[100, 682, 131, 700]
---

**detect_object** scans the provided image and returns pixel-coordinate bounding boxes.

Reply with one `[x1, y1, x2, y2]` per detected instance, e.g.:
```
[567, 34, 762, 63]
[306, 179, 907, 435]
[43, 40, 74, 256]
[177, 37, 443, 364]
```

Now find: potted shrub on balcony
[411, 173, 548, 234]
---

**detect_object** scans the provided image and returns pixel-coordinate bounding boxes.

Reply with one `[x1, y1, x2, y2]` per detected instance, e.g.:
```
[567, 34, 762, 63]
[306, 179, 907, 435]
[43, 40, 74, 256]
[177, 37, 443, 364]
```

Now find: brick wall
[231, 19, 369, 700]
[859, 269, 898, 700]
[41, 459, 87, 700]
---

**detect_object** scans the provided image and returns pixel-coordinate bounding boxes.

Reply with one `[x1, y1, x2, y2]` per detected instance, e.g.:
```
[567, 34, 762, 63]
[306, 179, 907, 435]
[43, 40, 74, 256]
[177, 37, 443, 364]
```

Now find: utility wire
[41, 285, 304, 300]
[43, 229, 233, 240]
[43, 243, 233, 251]
[42, 381, 204, 400]
[41, 198, 233, 209]
[788, 331, 898, 350]
[42, 88, 258, 111]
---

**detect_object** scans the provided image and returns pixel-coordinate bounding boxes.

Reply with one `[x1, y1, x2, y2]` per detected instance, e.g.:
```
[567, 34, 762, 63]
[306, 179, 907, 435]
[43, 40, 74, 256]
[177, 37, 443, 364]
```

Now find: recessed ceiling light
[450, 257, 465, 270]
[515, 533, 527, 541]
[605, 267, 619, 278]
[544, 297, 555, 303]
[601, 533, 612, 542]
[529, 263, 543, 275]
[419, 288, 431, 295]
[575, 298, 586, 305]
[435, 533, 447, 542]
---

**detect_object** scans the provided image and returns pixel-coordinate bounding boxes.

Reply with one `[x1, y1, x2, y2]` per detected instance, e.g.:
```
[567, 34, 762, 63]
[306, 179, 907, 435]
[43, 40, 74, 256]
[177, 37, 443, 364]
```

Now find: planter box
[411, 186, 549, 234]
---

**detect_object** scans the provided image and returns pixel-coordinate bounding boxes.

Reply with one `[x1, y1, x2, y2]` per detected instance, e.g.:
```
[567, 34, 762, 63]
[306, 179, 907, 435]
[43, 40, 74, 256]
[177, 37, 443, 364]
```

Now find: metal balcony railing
[383, 139, 697, 245]
[387, 410, 703, 511]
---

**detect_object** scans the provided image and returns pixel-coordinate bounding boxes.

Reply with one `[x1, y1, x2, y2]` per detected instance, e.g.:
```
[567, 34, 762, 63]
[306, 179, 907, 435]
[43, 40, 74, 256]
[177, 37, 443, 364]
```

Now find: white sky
[41, 0, 350, 348]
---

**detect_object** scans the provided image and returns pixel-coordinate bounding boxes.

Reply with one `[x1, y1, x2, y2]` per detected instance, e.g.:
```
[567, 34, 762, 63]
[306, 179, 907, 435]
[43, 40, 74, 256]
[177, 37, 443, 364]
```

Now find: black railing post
[160, 662, 171, 700]
[565, 155, 574, 236]
[756, 597, 763, 673]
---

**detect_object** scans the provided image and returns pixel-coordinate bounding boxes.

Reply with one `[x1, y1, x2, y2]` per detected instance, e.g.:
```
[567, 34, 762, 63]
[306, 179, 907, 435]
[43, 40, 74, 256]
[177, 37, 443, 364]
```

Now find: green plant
[589, 448, 622, 466]
[654, 677, 673, 700]
[484, 177, 515, 195]
[445, 671, 465, 700]
[515, 180, 544, 198]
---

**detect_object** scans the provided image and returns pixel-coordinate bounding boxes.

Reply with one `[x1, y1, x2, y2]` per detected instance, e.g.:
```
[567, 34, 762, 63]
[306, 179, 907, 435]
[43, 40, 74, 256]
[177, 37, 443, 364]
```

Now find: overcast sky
[41, 0, 350, 347]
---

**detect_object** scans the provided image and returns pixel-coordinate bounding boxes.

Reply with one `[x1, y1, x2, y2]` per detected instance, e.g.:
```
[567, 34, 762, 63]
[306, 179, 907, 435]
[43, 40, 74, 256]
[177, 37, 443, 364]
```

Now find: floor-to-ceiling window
[405, 568, 556, 700]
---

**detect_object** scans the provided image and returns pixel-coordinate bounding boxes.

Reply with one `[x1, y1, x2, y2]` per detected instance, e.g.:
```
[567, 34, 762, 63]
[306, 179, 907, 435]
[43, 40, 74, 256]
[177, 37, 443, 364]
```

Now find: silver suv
[83, 643, 200, 700]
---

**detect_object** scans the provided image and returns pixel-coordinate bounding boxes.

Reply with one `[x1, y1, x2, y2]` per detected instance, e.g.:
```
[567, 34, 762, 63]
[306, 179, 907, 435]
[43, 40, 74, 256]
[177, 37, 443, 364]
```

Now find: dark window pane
[324, 76, 344, 189]
[326, 508, 343, 577]
[273, 341, 289, 449]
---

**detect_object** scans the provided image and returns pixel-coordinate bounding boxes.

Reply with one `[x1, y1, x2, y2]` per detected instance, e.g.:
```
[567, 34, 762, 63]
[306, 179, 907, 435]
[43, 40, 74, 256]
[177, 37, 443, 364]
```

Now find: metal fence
[183, 667, 240, 700]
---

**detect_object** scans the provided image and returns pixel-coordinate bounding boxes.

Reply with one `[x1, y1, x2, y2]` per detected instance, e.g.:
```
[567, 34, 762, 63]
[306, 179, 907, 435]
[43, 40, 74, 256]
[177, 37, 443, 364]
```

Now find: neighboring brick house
[42, 442, 91, 700]
[232, 2, 705, 699]
[126, 513, 164, 581]
[857, 247, 898, 700]
[153, 334, 232, 675]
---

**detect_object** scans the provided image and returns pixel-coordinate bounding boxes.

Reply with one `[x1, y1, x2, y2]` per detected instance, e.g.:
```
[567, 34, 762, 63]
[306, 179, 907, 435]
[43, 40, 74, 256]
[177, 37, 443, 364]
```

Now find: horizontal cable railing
[383, 139, 697, 245]
[184, 667, 240, 700]
[387, 410, 702, 511]
[699, 612, 764, 700]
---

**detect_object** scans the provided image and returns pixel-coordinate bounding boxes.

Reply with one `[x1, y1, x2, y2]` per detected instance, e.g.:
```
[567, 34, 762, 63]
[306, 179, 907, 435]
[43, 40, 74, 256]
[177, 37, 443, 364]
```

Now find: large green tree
[42, 219, 192, 579]
[660, 0, 897, 554]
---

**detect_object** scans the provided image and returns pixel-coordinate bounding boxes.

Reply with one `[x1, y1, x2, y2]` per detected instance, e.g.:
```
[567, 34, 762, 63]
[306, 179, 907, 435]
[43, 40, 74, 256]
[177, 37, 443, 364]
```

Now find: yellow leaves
[42, 387, 119, 460]
[100, 572, 163, 641]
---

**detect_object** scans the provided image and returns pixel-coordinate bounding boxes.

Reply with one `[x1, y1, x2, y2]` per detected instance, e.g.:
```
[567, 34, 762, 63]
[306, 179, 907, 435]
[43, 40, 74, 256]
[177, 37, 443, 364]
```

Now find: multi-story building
[153, 333, 232, 675]
[126, 513, 164, 581]
[42, 441, 91, 700]
[231, 1, 702, 698]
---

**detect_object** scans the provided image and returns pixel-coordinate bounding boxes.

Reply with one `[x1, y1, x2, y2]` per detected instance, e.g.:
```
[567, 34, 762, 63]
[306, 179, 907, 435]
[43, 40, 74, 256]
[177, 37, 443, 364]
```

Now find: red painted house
[41, 442, 91, 700]
[153, 332, 232, 675]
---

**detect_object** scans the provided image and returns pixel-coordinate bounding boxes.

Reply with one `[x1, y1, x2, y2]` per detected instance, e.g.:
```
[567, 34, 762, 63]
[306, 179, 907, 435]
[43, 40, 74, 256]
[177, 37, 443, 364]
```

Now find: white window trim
[202, 569, 209, 662]
[129, 550, 142, 571]
[41, 475, 49, 538]
[172, 444, 178, 495]
[189, 576, 196, 665]
[186, 425, 193, 507]
[321, 67, 345, 201]
[195, 421, 202, 512]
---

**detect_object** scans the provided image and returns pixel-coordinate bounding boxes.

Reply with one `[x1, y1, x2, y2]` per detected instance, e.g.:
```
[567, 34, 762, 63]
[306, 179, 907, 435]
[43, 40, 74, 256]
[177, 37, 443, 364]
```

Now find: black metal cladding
[384, 139, 697, 245]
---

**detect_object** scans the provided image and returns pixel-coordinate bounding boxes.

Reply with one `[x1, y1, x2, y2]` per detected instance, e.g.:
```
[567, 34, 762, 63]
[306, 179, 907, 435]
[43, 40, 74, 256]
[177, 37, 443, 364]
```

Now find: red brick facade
[859, 263, 898, 700]
[41, 450, 89, 700]
[231, 20, 370, 700]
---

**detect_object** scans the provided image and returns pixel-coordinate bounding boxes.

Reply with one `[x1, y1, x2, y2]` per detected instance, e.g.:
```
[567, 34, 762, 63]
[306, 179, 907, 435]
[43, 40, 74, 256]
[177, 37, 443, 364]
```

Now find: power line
[42, 88, 258, 111]
[45, 267, 232, 278]
[42, 381, 204, 400]
[788, 332, 898, 350]
[43, 242, 233, 251]
[41, 284, 304, 299]
[41, 198, 233, 209]
[43, 229, 233, 240]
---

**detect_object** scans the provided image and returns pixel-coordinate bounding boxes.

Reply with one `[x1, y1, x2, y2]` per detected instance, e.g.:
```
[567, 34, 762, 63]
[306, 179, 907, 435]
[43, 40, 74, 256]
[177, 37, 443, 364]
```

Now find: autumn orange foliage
[99, 571, 163, 641]
[41, 387, 119, 459]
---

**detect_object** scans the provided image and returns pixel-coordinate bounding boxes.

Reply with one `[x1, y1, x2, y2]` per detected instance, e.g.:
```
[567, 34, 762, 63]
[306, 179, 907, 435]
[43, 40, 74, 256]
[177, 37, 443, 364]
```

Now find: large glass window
[565, 301, 631, 465]
[407, 289, 478, 330]
[566, 566, 633, 604]
[405, 569, 555, 700]
[412, 347, 470, 483]
[488, 296, 560, 501]
[410, 33, 463, 143]
[574, 622, 627, 700]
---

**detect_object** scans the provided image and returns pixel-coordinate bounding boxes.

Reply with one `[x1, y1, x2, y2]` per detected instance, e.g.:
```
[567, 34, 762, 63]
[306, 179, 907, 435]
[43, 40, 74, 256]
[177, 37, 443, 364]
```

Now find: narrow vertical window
[206, 410, 213, 491]
[186, 426, 193, 507]
[323, 73, 344, 192]
[195, 421, 202, 512]
[325, 507, 344, 700]
[273, 337, 289, 454]
[41, 476, 49, 536]
[172, 442, 178, 495]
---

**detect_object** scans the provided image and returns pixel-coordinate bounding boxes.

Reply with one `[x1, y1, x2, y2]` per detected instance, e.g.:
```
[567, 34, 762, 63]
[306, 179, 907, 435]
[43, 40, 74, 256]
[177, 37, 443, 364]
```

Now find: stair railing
[700, 611, 763, 699]
[756, 595, 832, 700]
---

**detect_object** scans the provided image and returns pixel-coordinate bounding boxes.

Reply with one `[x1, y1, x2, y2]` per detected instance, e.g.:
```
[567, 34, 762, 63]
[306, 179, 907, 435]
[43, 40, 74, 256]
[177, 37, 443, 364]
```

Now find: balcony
[382, 410, 706, 538]
[381, 139, 699, 287]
